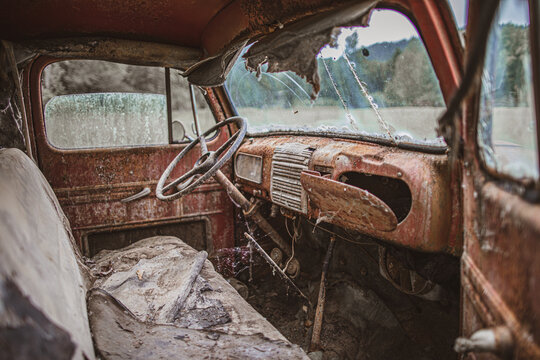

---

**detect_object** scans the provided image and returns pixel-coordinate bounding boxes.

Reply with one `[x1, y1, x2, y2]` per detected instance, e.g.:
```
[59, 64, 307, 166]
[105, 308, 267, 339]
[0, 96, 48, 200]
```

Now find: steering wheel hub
[195, 151, 215, 169]
[156, 116, 247, 201]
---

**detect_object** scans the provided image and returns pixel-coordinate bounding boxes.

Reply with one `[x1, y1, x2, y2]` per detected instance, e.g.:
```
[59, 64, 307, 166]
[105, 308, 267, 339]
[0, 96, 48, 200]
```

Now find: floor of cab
[237, 226, 459, 360]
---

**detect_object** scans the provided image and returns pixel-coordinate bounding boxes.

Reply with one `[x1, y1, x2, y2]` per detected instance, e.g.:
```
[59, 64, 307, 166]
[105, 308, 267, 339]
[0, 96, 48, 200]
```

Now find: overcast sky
[450, 0, 530, 26]
[320, 0, 529, 59]
[498, 0, 530, 24]
[320, 10, 418, 58]
[449, 0, 467, 28]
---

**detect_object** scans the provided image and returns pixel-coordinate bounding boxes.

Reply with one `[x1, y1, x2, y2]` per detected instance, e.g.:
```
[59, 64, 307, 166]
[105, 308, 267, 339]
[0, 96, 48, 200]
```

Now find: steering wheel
[156, 116, 247, 201]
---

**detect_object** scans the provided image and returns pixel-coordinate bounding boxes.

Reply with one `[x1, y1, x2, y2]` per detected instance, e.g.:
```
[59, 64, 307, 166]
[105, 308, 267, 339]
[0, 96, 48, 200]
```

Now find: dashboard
[234, 136, 461, 255]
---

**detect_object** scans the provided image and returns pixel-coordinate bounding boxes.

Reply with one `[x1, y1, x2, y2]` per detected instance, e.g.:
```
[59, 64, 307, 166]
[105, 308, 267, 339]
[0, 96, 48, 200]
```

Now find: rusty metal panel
[26, 56, 236, 254]
[460, 183, 540, 359]
[15, 38, 202, 71]
[301, 171, 398, 232]
[1, 0, 233, 48]
[235, 136, 461, 254]
[458, 1, 540, 357]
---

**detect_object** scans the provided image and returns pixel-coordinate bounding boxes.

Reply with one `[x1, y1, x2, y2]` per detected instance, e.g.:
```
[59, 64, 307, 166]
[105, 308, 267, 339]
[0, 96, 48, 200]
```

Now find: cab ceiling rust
[0, 0, 234, 48]
[2, 0, 367, 56]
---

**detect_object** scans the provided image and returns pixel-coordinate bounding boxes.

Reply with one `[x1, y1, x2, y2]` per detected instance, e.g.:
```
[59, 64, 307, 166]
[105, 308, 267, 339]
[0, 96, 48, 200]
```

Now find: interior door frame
[24, 55, 236, 257]
[460, 0, 540, 357]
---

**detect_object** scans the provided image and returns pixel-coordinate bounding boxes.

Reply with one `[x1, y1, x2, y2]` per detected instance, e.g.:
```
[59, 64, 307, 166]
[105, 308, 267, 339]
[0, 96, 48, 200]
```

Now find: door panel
[27, 57, 235, 256]
[462, 183, 540, 358]
[461, 0, 540, 357]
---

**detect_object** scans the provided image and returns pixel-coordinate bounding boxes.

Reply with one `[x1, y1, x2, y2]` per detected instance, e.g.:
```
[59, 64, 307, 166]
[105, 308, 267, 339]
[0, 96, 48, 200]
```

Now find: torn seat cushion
[89, 237, 308, 359]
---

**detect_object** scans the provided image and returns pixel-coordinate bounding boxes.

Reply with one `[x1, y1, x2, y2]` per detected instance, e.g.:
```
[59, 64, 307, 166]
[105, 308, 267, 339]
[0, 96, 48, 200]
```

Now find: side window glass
[478, 0, 538, 180]
[170, 70, 215, 142]
[41, 60, 215, 149]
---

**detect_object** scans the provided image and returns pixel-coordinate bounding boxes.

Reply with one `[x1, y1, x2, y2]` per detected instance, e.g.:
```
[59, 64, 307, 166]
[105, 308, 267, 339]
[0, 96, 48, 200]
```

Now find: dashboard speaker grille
[271, 143, 314, 213]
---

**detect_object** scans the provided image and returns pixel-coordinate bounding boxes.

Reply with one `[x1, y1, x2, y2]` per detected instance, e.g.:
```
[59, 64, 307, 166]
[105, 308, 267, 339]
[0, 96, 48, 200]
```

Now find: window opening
[226, 9, 446, 148]
[477, 0, 538, 180]
[41, 60, 215, 149]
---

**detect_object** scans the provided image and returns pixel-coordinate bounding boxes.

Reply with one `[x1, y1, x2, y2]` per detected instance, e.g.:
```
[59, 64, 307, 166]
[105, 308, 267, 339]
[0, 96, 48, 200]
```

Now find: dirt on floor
[237, 228, 460, 360]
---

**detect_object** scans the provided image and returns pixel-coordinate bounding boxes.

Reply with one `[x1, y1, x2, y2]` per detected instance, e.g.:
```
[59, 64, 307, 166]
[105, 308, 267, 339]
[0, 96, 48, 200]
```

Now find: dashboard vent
[271, 143, 314, 214]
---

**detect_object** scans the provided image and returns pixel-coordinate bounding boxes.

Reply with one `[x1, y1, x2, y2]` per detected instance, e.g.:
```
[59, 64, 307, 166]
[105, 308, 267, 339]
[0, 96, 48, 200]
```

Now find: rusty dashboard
[234, 136, 461, 255]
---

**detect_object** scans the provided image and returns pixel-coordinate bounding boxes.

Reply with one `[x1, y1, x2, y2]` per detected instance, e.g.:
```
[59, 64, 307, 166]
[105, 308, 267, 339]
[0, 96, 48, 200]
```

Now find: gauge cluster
[234, 153, 263, 184]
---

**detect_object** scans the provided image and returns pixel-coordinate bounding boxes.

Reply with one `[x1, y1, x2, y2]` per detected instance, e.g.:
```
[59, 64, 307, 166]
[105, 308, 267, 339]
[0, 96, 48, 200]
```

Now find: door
[460, 0, 540, 358]
[26, 57, 235, 257]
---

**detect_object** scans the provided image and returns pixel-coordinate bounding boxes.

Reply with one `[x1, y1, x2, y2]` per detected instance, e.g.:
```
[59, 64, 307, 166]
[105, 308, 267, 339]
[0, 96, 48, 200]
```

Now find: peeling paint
[235, 135, 460, 254]
[243, 1, 376, 98]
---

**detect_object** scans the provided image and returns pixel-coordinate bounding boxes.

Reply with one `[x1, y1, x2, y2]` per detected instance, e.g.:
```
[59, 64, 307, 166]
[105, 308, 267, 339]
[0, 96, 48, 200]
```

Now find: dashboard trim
[234, 135, 462, 255]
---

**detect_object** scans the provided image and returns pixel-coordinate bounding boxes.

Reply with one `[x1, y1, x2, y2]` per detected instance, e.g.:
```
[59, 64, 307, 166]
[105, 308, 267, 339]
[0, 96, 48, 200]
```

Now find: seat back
[0, 148, 95, 360]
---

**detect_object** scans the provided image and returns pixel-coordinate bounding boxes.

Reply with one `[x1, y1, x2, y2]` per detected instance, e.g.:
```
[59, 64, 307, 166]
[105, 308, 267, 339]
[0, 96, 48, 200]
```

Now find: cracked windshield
[226, 9, 446, 147]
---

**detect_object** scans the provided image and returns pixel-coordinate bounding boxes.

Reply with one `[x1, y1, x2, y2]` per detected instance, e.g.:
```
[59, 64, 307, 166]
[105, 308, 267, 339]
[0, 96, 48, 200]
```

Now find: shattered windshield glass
[226, 9, 446, 147]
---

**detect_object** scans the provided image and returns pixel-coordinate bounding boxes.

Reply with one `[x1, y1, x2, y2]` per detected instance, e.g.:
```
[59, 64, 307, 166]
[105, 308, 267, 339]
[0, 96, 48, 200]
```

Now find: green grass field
[237, 106, 445, 141]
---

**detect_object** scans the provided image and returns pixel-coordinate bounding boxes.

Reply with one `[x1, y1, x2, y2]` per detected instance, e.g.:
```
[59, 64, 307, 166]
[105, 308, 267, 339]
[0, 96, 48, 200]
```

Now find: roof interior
[1, 0, 234, 49]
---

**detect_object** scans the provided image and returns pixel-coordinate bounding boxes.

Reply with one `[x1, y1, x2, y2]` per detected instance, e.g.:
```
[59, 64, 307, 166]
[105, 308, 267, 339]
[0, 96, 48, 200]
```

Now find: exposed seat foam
[89, 236, 307, 359]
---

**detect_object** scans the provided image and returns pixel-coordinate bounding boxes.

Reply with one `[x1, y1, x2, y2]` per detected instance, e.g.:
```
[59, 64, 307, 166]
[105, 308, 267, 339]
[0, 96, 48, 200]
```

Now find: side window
[41, 60, 215, 149]
[478, 0, 538, 180]
[169, 70, 215, 141]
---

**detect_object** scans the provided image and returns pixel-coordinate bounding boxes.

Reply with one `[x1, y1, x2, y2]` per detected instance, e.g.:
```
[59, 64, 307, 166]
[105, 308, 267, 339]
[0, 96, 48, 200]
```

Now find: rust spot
[301, 171, 398, 232]
[235, 135, 460, 254]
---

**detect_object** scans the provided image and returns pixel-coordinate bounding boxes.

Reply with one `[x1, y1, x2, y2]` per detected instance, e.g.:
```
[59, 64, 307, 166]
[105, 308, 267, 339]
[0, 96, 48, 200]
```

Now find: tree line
[226, 23, 529, 110]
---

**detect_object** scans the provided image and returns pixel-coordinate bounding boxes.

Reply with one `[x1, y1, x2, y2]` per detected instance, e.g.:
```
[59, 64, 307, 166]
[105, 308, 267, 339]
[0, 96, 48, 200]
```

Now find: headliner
[0, 0, 354, 56]
[1, 0, 233, 49]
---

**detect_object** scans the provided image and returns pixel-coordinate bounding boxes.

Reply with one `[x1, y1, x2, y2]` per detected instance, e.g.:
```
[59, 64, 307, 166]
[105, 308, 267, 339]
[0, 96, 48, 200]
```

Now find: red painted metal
[301, 171, 398, 232]
[1, 0, 233, 49]
[459, 1, 540, 357]
[201, 0, 359, 55]
[235, 136, 461, 255]
[460, 179, 540, 358]
[25, 56, 236, 254]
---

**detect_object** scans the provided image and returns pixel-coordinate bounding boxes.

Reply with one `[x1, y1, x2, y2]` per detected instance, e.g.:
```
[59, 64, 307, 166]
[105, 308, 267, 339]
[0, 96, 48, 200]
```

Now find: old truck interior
[1, 0, 539, 359]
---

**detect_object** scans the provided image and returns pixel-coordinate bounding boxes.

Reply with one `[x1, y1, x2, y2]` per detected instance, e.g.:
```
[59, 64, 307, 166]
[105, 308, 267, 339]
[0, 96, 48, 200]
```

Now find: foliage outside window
[226, 9, 446, 147]
[478, 0, 538, 180]
[41, 60, 215, 149]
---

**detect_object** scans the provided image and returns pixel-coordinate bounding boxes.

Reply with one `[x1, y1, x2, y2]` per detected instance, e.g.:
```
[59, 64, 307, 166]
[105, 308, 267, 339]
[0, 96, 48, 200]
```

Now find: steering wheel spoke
[198, 135, 209, 155]
[162, 165, 203, 193]
[156, 116, 247, 201]
[214, 132, 239, 157]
